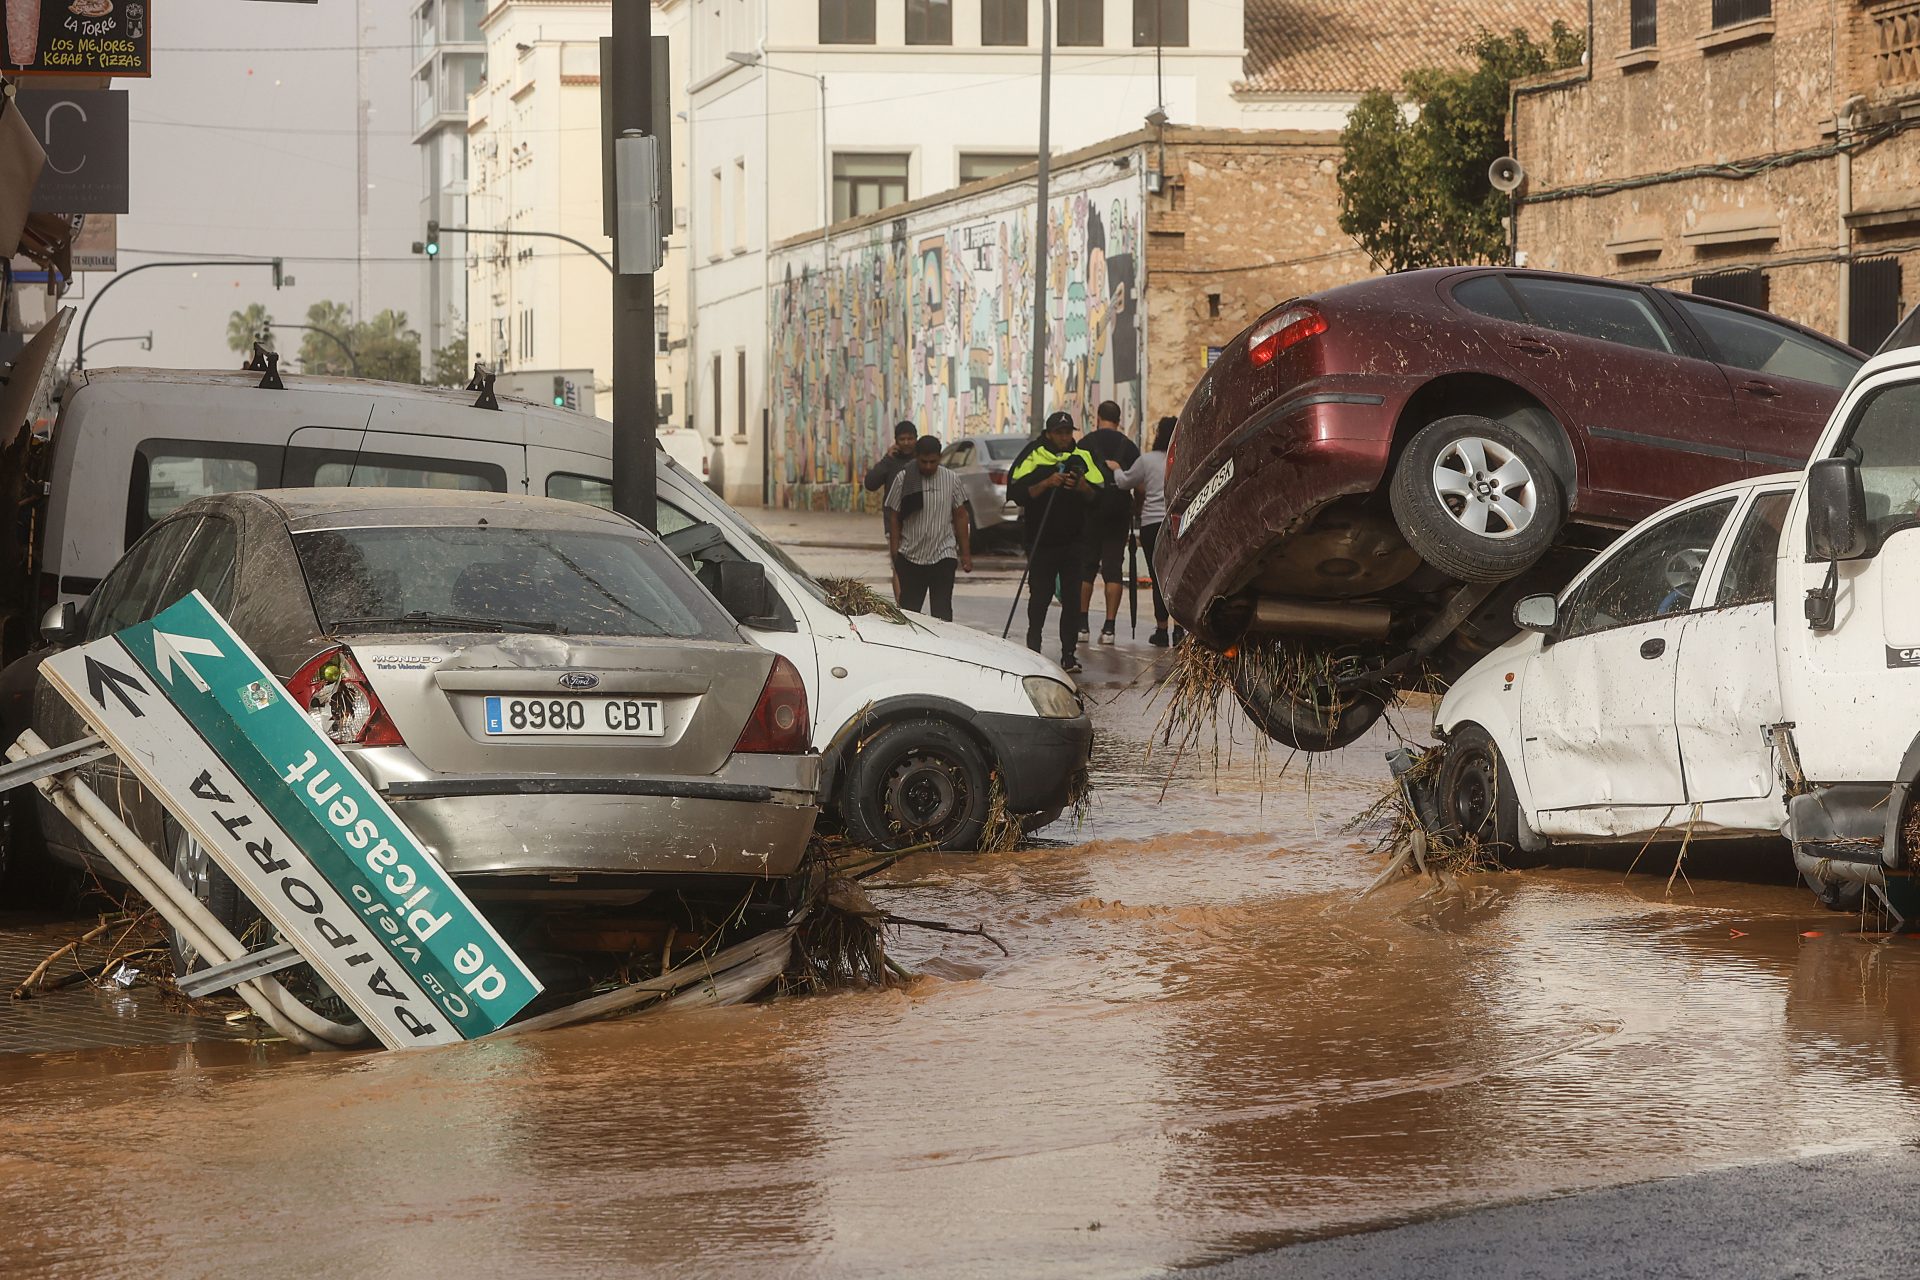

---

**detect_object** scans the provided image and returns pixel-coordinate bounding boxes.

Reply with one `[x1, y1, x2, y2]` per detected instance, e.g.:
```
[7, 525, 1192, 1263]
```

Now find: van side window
[88, 517, 200, 640]
[547, 473, 614, 510]
[1840, 382, 1920, 543]
[1712, 491, 1792, 608]
[128, 439, 284, 549]
[285, 448, 505, 492]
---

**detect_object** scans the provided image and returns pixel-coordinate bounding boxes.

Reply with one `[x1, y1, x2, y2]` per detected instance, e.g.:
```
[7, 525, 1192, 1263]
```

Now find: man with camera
[1007, 410, 1106, 674]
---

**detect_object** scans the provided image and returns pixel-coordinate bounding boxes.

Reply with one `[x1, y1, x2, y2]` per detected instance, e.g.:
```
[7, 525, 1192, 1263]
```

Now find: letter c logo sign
[41, 100, 88, 177]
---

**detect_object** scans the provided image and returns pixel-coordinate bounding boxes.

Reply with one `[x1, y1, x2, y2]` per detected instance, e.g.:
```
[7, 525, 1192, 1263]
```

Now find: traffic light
[425, 220, 440, 257]
[272, 257, 284, 289]
[552, 375, 567, 407]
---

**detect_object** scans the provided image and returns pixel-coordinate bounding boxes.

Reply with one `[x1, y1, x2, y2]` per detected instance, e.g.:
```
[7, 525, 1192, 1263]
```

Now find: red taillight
[733, 654, 810, 754]
[284, 646, 405, 748]
[989, 469, 1009, 485]
[1247, 305, 1326, 368]
[702, 454, 711, 476]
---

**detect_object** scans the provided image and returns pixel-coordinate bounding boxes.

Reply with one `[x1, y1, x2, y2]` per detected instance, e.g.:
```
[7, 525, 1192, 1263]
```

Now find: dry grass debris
[817, 575, 930, 630]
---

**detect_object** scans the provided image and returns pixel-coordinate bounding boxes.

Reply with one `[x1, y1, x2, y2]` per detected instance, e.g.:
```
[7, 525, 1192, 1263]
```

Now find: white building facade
[465, 0, 689, 425]
[413, 0, 489, 369]
[669, 0, 1251, 505]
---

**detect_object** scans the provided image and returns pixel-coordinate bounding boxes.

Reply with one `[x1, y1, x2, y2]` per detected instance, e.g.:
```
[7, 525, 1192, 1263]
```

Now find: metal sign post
[39, 593, 542, 1048]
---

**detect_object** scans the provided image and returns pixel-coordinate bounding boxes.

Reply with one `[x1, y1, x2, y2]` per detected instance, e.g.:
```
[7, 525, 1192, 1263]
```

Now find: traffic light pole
[608, 0, 658, 531]
[425, 224, 615, 274]
[73, 259, 284, 372]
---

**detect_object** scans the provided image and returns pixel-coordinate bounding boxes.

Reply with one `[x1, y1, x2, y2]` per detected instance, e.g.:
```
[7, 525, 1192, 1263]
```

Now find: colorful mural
[770, 172, 1145, 510]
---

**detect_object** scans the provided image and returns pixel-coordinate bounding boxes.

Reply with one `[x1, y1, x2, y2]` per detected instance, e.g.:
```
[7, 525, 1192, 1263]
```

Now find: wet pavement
[3, 528, 1918, 1276]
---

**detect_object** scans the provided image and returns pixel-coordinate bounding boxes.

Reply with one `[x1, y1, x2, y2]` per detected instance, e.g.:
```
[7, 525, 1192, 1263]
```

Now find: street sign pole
[609, 0, 659, 531]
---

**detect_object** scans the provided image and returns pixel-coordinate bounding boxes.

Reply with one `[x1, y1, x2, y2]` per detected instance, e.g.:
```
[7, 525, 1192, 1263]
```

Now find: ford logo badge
[558, 672, 600, 691]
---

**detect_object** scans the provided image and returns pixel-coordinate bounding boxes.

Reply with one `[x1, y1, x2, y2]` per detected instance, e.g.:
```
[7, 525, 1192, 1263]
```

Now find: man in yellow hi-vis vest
[1007, 411, 1105, 674]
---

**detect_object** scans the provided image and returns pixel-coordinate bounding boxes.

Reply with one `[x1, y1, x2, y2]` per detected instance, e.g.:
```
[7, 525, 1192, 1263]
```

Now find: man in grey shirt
[885, 435, 972, 621]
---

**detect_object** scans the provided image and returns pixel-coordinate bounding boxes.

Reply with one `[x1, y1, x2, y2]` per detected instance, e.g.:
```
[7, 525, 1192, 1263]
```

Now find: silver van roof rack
[466, 362, 500, 411]
[244, 343, 284, 390]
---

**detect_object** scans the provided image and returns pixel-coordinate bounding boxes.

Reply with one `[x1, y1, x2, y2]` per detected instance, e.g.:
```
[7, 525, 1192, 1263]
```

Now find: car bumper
[1160, 396, 1394, 648]
[974, 708, 1093, 814]
[357, 750, 820, 879]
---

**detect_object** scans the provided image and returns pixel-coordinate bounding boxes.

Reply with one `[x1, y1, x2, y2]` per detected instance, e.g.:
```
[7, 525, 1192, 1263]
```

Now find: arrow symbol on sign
[152, 630, 223, 694]
[84, 656, 148, 718]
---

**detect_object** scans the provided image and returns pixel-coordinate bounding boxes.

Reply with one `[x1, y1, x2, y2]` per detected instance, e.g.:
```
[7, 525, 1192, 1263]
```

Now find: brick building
[1513, 0, 1920, 351]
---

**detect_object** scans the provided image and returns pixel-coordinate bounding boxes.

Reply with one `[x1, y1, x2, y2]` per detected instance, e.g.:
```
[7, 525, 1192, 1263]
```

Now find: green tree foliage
[1337, 23, 1586, 273]
[353, 309, 426, 384]
[225, 302, 273, 356]
[298, 300, 358, 376]
[430, 322, 470, 387]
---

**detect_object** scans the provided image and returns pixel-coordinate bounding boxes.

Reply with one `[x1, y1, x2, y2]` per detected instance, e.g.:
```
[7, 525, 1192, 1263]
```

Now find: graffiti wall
[769, 167, 1145, 510]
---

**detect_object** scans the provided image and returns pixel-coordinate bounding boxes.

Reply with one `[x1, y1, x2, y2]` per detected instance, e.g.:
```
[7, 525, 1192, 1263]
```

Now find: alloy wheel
[1430, 437, 1539, 539]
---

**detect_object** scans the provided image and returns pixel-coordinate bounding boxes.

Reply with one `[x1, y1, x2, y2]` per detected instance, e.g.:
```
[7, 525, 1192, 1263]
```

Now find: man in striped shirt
[885, 435, 973, 621]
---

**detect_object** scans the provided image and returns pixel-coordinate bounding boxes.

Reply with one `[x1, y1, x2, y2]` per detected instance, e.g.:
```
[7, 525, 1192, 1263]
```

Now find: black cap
[1044, 411, 1075, 434]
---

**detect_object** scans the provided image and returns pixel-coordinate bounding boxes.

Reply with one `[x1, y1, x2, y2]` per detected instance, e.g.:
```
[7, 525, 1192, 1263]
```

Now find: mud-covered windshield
[294, 525, 738, 639]
[1842, 382, 1920, 543]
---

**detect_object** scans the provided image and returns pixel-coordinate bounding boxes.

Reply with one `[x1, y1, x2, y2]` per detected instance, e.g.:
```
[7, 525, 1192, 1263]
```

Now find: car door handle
[1508, 339, 1555, 357]
[1740, 379, 1780, 398]
[1640, 637, 1666, 659]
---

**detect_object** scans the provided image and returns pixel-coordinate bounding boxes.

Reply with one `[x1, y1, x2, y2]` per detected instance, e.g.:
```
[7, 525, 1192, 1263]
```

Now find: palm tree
[225, 303, 274, 355]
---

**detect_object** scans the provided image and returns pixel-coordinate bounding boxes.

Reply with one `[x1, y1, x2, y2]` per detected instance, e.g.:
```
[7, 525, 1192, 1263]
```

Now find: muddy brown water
[5, 676, 1920, 1276]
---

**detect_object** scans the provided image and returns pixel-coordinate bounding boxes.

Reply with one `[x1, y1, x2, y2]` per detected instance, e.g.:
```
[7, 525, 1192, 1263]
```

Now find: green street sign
[52, 592, 541, 1041]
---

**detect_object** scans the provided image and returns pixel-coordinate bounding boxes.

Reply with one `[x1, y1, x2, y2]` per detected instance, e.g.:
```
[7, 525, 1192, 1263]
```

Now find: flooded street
[4, 558, 1920, 1277]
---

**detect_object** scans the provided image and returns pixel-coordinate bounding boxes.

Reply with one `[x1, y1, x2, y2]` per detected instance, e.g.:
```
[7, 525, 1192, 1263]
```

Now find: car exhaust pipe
[1246, 596, 1393, 641]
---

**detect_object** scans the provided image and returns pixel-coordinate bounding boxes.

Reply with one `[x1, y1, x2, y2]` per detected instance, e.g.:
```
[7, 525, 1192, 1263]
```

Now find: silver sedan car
[23, 490, 819, 922]
[940, 434, 1034, 537]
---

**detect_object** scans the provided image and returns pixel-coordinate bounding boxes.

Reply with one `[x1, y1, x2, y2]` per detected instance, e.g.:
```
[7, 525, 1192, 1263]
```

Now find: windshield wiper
[330, 611, 563, 634]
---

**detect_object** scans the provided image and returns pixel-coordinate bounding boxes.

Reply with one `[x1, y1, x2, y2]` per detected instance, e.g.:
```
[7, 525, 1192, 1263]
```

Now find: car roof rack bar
[245, 343, 284, 391]
[467, 361, 501, 412]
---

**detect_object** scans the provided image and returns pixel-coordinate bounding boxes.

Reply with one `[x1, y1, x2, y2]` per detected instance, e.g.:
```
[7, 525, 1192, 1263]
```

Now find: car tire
[841, 718, 992, 853]
[1390, 415, 1564, 584]
[166, 819, 246, 975]
[1230, 659, 1388, 753]
[1434, 724, 1540, 867]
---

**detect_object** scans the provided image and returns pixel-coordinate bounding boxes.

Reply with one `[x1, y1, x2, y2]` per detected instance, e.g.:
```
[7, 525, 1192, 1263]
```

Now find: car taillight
[733, 654, 810, 754]
[1247, 305, 1326, 368]
[702, 454, 710, 476]
[284, 646, 405, 748]
[989, 469, 1009, 485]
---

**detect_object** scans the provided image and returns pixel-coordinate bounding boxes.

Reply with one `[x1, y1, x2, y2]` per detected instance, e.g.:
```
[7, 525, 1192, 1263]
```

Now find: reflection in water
[3, 689, 1920, 1275]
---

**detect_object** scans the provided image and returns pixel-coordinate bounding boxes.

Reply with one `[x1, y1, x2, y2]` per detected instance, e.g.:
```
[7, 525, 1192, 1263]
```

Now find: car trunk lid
[346, 633, 774, 776]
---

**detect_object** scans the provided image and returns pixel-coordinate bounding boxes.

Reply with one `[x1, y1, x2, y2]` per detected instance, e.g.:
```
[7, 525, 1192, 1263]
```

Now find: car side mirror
[1806, 457, 1870, 561]
[715, 560, 779, 627]
[1512, 593, 1559, 634]
[663, 521, 730, 561]
[39, 601, 78, 648]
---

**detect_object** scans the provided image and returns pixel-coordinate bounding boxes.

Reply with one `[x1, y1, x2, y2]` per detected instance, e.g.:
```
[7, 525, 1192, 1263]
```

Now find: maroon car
[1159, 266, 1862, 751]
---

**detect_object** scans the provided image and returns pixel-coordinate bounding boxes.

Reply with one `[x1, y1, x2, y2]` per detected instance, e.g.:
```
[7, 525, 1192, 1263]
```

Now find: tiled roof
[1239, 0, 1587, 95]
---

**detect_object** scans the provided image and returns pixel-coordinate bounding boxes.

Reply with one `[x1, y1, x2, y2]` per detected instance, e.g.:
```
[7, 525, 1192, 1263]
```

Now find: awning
[1, 307, 70, 454]
[0, 82, 47, 260]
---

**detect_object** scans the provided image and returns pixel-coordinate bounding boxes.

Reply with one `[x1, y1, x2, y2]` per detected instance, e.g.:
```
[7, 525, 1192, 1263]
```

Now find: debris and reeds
[1341, 745, 1503, 895]
[817, 575, 930, 630]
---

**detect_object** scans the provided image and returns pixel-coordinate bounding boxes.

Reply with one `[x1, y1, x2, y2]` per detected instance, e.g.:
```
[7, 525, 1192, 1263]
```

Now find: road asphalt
[1186, 1143, 1920, 1279]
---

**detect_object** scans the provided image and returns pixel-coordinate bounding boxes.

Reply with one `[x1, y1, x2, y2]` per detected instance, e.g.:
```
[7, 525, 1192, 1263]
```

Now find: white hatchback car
[1429, 473, 1799, 859]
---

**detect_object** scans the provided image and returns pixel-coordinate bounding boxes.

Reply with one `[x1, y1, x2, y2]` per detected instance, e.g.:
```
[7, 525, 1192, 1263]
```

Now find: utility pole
[1030, 1, 1053, 437]
[609, 0, 659, 531]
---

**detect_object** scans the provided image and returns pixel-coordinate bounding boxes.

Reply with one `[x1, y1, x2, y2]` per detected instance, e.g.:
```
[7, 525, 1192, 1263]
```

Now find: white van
[34, 368, 1092, 850]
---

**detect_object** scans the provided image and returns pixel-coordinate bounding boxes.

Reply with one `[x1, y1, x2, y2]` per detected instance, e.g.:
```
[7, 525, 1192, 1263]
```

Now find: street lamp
[78, 331, 153, 362]
[727, 49, 831, 500]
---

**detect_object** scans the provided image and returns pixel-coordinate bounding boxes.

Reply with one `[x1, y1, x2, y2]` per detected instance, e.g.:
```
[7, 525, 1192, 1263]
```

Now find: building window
[656, 304, 671, 355]
[1133, 0, 1187, 47]
[1710, 0, 1769, 28]
[1629, 0, 1656, 48]
[711, 353, 723, 436]
[732, 157, 748, 252]
[982, 0, 1027, 45]
[1850, 257, 1903, 354]
[736, 351, 748, 438]
[907, 0, 953, 45]
[820, 0, 877, 43]
[1059, 0, 1103, 46]
[833, 153, 910, 222]
[959, 152, 1034, 184]
[709, 168, 723, 257]
[1690, 268, 1770, 312]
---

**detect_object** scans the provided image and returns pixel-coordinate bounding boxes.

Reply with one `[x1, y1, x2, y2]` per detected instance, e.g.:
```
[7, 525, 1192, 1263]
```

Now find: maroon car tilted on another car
[1158, 266, 1863, 751]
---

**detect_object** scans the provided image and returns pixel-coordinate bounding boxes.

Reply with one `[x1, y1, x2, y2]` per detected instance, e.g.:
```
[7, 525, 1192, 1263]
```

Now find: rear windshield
[986, 439, 1028, 460]
[293, 525, 738, 640]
